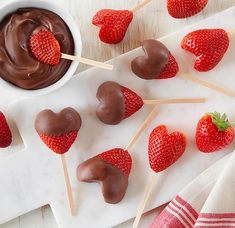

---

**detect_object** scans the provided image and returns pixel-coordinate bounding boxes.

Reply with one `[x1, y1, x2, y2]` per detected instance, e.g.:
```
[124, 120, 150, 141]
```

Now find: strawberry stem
[209, 111, 231, 131]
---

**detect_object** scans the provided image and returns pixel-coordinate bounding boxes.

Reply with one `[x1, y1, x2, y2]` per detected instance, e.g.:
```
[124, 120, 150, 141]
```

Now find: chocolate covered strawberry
[181, 29, 229, 72]
[35, 108, 81, 154]
[148, 125, 186, 172]
[0, 112, 12, 148]
[196, 112, 234, 153]
[167, 0, 208, 19]
[96, 81, 144, 125]
[77, 148, 132, 204]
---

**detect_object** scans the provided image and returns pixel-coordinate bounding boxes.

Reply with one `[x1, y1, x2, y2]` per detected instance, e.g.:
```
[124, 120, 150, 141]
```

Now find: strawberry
[196, 112, 234, 153]
[38, 131, 78, 155]
[96, 148, 132, 176]
[29, 30, 61, 65]
[148, 125, 186, 173]
[122, 86, 144, 119]
[0, 112, 12, 148]
[181, 29, 229, 72]
[158, 52, 179, 79]
[167, 0, 208, 19]
[92, 9, 133, 44]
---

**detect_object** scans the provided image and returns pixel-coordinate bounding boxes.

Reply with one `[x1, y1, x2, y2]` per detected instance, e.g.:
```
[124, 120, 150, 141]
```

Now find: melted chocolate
[35, 108, 81, 136]
[77, 157, 128, 204]
[131, 39, 169, 80]
[96, 81, 125, 125]
[0, 8, 74, 90]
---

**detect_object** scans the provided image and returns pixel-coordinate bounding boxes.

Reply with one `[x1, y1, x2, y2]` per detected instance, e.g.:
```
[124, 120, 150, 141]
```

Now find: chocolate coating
[77, 157, 128, 204]
[0, 8, 74, 90]
[96, 81, 125, 125]
[35, 108, 81, 136]
[131, 40, 169, 80]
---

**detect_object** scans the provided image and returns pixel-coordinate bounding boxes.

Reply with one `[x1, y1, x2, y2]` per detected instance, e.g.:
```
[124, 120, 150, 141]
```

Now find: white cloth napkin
[150, 151, 235, 227]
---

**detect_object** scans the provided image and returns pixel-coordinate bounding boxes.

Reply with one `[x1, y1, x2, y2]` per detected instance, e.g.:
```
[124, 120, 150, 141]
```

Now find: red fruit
[29, 30, 61, 65]
[96, 148, 132, 176]
[0, 112, 12, 148]
[181, 29, 229, 72]
[92, 9, 133, 44]
[167, 0, 208, 19]
[122, 86, 144, 119]
[39, 131, 78, 155]
[158, 52, 179, 79]
[196, 112, 234, 153]
[148, 125, 186, 173]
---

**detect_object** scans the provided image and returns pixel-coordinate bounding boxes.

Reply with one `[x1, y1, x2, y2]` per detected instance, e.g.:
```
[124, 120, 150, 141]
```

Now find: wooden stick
[180, 73, 235, 97]
[143, 98, 206, 105]
[61, 53, 113, 70]
[125, 106, 159, 151]
[61, 155, 77, 216]
[131, 0, 152, 13]
[133, 172, 157, 228]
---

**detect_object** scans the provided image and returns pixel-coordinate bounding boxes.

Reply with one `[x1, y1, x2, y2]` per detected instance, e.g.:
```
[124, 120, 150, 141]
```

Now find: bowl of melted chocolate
[0, 0, 81, 96]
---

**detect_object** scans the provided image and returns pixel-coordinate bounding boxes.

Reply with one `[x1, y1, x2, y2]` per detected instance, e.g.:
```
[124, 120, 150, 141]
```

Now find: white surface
[1, 6, 235, 228]
[1, 0, 235, 228]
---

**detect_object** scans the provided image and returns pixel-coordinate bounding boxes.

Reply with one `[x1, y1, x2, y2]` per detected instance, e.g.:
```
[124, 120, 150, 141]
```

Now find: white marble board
[1, 7, 235, 228]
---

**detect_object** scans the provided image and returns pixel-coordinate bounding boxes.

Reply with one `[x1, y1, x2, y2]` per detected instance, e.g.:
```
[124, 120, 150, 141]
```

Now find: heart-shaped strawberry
[92, 9, 133, 44]
[148, 125, 186, 173]
[77, 148, 132, 204]
[181, 29, 229, 72]
[96, 81, 144, 125]
[167, 0, 208, 19]
[35, 108, 82, 154]
[131, 40, 172, 80]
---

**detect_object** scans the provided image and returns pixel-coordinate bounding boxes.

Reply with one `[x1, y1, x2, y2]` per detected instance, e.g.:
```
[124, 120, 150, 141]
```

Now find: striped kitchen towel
[151, 151, 235, 228]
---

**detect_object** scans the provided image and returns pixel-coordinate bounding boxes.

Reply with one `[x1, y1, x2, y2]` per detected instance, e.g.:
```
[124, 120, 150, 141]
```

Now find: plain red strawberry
[29, 30, 61, 65]
[148, 125, 186, 173]
[196, 112, 234, 153]
[96, 148, 132, 176]
[92, 9, 133, 44]
[181, 29, 229, 72]
[122, 86, 144, 119]
[167, 0, 208, 19]
[0, 112, 12, 148]
[158, 52, 179, 79]
[39, 131, 78, 155]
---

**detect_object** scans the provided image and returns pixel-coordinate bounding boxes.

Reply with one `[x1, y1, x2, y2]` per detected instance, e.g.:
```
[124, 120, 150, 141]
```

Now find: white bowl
[0, 0, 82, 97]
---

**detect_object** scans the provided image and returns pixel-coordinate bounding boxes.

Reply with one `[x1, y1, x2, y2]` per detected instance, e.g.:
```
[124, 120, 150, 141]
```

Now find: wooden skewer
[143, 98, 206, 105]
[61, 155, 77, 216]
[125, 106, 159, 151]
[180, 73, 235, 97]
[61, 53, 113, 70]
[133, 172, 157, 228]
[131, 0, 152, 13]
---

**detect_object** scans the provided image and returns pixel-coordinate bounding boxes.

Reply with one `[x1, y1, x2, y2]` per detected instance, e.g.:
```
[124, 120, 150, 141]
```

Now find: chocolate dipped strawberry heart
[35, 108, 82, 154]
[96, 81, 144, 125]
[131, 40, 170, 80]
[148, 125, 186, 173]
[77, 148, 132, 204]
[92, 9, 133, 44]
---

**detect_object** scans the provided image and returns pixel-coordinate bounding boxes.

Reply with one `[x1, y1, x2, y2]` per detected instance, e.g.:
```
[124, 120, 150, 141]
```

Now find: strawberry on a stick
[133, 125, 187, 228]
[29, 30, 113, 70]
[96, 81, 206, 125]
[35, 108, 82, 216]
[92, 0, 152, 44]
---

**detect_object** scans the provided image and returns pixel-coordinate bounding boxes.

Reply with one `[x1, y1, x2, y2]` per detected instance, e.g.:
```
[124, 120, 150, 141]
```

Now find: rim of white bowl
[0, 0, 82, 97]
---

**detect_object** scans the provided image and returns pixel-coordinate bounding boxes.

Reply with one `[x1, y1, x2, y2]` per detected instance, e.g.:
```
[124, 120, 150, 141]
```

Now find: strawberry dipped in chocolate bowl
[0, 5, 79, 93]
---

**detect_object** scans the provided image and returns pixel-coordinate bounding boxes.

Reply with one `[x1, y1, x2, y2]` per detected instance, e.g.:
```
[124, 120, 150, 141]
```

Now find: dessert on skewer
[133, 125, 187, 228]
[35, 108, 81, 216]
[131, 39, 235, 97]
[96, 81, 206, 125]
[29, 30, 113, 70]
[92, 0, 152, 44]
